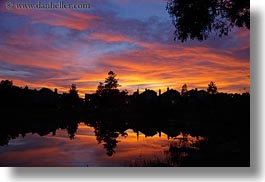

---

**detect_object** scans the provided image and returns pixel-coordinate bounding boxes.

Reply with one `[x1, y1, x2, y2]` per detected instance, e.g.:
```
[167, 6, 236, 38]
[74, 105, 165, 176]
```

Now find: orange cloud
[90, 33, 132, 43]
[89, 32, 156, 48]
[0, 9, 249, 96]
[86, 42, 249, 94]
[0, 47, 78, 70]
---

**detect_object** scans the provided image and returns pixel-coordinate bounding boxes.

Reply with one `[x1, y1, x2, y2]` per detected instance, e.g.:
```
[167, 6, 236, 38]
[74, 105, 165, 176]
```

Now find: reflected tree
[0, 132, 11, 146]
[166, 0, 250, 42]
[66, 121, 79, 140]
[94, 121, 120, 156]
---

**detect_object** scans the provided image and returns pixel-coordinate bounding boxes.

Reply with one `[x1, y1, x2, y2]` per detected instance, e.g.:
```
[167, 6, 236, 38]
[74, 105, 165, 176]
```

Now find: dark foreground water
[0, 105, 250, 167]
[0, 122, 205, 167]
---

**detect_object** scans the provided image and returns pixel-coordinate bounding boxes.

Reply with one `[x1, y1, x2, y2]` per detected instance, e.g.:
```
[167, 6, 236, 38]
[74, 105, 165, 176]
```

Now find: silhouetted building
[161, 88, 180, 105]
[139, 89, 158, 105]
[140, 89, 157, 100]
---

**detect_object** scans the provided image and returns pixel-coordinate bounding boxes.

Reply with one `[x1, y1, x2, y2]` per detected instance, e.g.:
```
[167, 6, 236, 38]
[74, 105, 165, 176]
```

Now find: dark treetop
[166, 0, 250, 42]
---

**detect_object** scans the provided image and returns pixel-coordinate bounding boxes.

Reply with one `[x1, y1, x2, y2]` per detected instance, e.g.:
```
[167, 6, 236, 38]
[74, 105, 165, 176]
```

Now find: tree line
[0, 72, 250, 165]
[0, 71, 249, 112]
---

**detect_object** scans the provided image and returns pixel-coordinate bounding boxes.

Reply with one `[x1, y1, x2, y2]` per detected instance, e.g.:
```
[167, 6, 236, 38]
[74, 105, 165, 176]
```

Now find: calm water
[0, 123, 205, 167]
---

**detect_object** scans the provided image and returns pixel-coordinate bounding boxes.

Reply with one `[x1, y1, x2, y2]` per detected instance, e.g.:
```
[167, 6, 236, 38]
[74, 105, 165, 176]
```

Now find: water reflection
[0, 108, 249, 167]
[0, 120, 205, 167]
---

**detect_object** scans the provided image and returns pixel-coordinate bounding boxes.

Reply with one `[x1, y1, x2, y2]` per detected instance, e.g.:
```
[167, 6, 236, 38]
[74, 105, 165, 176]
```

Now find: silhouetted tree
[0, 80, 13, 88]
[62, 84, 80, 107]
[0, 79, 250, 166]
[181, 84, 188, 95]
[69, 84, 78, 97]
[94, 71, 129, 109]
[121, 89, 128, 96]
[96, 82, 104, 96]
[96, 71, 121, 96]
[166, 0, 249, 42]
[207, 81, 218, 94]
[104, 71, 120, 90]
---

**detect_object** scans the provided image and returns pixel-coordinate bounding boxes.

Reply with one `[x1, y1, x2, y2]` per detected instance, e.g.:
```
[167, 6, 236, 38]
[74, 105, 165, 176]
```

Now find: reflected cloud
[0, 123, 205, 167]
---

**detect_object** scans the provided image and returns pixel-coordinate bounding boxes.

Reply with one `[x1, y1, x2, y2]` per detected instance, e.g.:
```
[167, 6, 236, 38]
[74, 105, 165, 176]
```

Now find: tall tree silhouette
[96, 71, 126, 108]
[96, 71, 121, 96]
[66, 84, 80, 107]
[166, 0, 249, 42]
[207, 81, 218, 94]
[96, 71, 120, 94]
[96, 82, 104, 96]
[104, 71, 120, 90]
[69, 84, 78, 97]
[181, 84, 188, 96]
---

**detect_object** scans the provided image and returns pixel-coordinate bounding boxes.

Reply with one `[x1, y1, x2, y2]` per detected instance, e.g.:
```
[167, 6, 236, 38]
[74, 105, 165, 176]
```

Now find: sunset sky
[0, 0, 250, 97]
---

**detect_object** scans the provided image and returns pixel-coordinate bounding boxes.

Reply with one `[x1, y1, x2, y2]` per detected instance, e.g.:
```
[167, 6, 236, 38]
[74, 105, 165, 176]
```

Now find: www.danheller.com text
[5, 1, 91, 10]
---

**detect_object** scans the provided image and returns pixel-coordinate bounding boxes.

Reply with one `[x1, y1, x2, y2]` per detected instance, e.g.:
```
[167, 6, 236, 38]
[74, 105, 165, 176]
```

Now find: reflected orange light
[0, 123, 210, 166]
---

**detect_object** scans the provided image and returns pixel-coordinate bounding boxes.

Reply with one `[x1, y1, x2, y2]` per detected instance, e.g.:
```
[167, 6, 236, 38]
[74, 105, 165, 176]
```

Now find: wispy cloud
[2, 8, 100, 31]
[0, 0, 249, 96]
